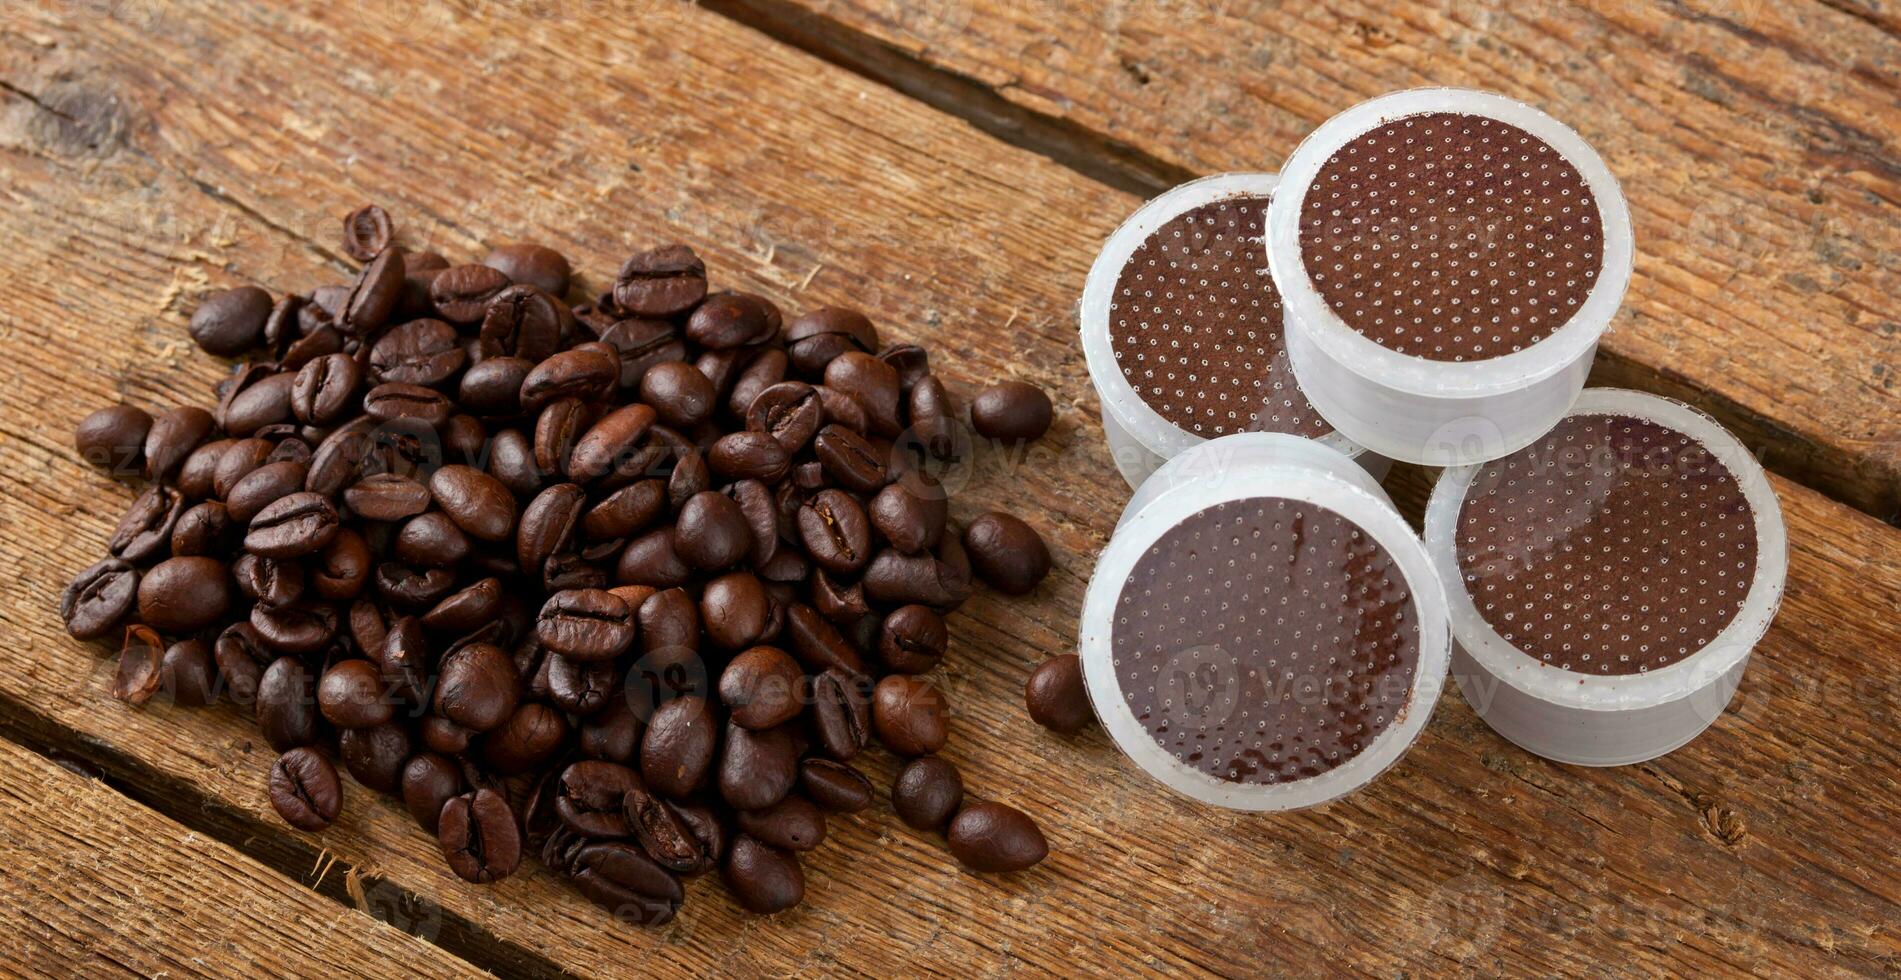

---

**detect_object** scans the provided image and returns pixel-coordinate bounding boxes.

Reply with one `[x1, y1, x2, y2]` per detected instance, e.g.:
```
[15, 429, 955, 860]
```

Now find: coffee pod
[1081, 173, 1383, 489]
[1424, 389, 1787, 766]
[1268, 89, 1634, 466]
[1080, 432, 1449, 810]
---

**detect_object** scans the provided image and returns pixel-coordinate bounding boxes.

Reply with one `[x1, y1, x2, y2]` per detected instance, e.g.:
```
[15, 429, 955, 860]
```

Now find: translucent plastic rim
[1079, 433, 1450, 811]
[1424, 389, 1789, 711]
[1267, 89, 1634, 397]
[1080, 172, 1367, 461]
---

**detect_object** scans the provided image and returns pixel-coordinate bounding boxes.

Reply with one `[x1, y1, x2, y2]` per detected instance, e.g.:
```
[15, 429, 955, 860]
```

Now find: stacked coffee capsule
[1079, 89, 1787, 808]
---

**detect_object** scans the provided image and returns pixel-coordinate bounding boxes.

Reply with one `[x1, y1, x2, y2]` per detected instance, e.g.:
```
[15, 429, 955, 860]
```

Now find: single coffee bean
[209, 438, 274, 496]
[421, 716, 473, 755]
[701, 572, 769, 650]
[583, 480, 665, 541]
[171, 500, 232, 556]
[256, 656, 319, 752]
[483, 702, 571, 775]
[401, 753, 464, 834]
[226, 459, 310, 525]
[674, 490, 750, 572]
[871, 674, 949, 757]
[516, 483, 585, 572]
[483, 242, 572, 297]
[343, 474, 430, 522]
[341, 247, 407, 335]
[869, 472, 948, 554]
[741, 382, 819, 456]
[686, 291, 772, 350]
[269, 747, 342, 831]
[480, 284, 571, 363]
[567, 403, 657, 483]
[536, 588, 637, 662]
[892, 756, 963, 831]
[784, 307, 877, 376]
[963, 512, 1052, 595]
[233, 553, 304, 609]
[137, 556, 232, 633]
[786, 604, 865, 675]
[614, 244, 707, 317]
[189, 285, 272, 356]
[862, 546, 973, 611]
[721, 834, 804, 915]
[814, 385, 869, 434]
[143, 406, 216, 481]
[565, 840, 684, 925]
[428, 464, 518, 542]
[970, 380, 1053, 442]
[617, 527, 692, 589]
[111, 624, 163, 706]
[639, 360, 717, 429]
[158, 638, 218, 707]
[422, 576, 505, 635]
[736, 795, 826, 852]
[799, 759, 873, 813]
[75, 404, 152, 475]
[811, 668, 871, 760]
[796, 489, 872, 575]
[250, 600, 340, 656]
[369, 318, 466, 387]
[172, 438, 233, 501]
[666, 801, 726, 878]
[808, 570, 872, 627]
[624, 781, 703, 873]
[521, 347, 619, 413]
[435, 642, 520, 732]
[718, 722, 800, 811]
[636, 587, 700, 664]
[305, 418, 378, 497]
[363, 382, 454, 429]
[339, 721, 412, 794]
[907, 375, 963, 461]
[318, 658, 393, 729]
[878, 604, 948, 674]
[289, 353, 362, 427]
[544, 653, 616, 718]
[596, 317, 687, 389]
[213, 622, 269, 706]
[707, 431, 790, 484]
[108, 484, 186, 564]
[219, 371, 296, 436]
[61, 558, 139, 641]
[811, 424, 886, 494]
[728, 348, 788, 420]
[341, 204, 393, 262]
[666, 449, 709, 510]
[439, 788, 523, 883]
[555, 760, 640, 838]
[394, 513, 471, 568]
[244, 492, 341, 558]
[823, 351, 901, 436]
[639, 696, 717, 799]
[877, 343, 929, 391]
[431, 263, 513, 324]
[579, 694, 642, 764]
[458, 356, 532, 417]
[717, 646, 804, 730]
[1026, 654, 1091, 734]
[947, 802, 1048, 872]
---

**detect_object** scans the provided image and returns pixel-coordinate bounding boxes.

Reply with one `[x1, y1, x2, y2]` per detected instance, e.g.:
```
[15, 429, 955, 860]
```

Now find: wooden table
[1, 0, 1895, 975]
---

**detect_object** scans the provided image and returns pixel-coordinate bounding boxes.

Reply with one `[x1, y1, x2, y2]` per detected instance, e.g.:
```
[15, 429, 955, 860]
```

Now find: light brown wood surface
[731, 0, 1901, 522]
[0, 0, 1895, 976]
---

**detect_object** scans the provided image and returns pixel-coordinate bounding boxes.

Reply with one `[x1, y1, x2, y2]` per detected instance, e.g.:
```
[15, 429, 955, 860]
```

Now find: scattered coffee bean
[341, 204, 394, 263]
[799, 758, 873, 812]
[892, 756, 964, 832]
[269, 747, 342, 832]
[439, 788, 523, 883]
[74, 405, 152, 475]
[483, 243, 572, 297]
[189, 286, 273, 356]
[970, 380, 1053, 442]
[962, 511, 1052, 595]
[722, 834, 804, 915]
[947, 801, 1048, 872]
[1025, 654, 1092, 734]
[872, 674, 949, 757]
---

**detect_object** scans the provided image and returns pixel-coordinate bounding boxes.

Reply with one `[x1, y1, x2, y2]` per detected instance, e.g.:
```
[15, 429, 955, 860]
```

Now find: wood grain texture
[0, 0, 1895, 976]
[0, 736, 485, 978]
[727, 0, 1901, 521]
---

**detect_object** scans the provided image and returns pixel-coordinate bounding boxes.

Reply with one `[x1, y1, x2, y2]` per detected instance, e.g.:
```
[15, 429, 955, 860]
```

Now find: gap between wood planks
[0, 690, 567, 980]
[701, 0, 1901, 527]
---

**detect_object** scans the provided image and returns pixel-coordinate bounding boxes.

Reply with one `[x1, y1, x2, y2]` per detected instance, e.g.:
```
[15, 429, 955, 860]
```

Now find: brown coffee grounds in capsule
[1111, 497, 1420, 784]
[1297, 112, 1602, 362]
[1109, 196, 1331, 439]
[1455, 414, 1758, 675]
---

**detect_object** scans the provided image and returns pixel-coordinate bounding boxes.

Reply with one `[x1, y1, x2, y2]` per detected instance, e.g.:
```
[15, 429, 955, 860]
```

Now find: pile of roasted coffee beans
[61, 204, 1062, 924]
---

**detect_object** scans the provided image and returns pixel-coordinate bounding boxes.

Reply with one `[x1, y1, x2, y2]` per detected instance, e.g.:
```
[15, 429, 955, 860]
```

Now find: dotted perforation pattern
[1109, 196, 1331, 439]
[1297, 111, 1603, 362]
[1455, 414, 1758, 675]
[1111, 497, 1421, 785]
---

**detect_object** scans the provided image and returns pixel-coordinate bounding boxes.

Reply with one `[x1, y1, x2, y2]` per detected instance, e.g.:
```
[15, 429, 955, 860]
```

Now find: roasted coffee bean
[784, 307, 877, 376]
[722, 835, 804, 915]
[872, 674, 949, 757]
[421, 716, 473, 755]
[342, 247, 407, 335]
[402, 753, 464, 834]
[666, 449, 709, 509]
[568, 403, 657, 483]
[707, 431, 790, 484]
[439, 788, 523, 883]
[596, 317, 687, 389]
[250, 600, 340, 656]
[537, 588, 637, 662]
[219, 371, 296, 436]
[245, 492, 341, 558]
[256, 656, 319, 751]
[343, 474, 431, 522]
[306, 418, 379, 496]
[555, 760, 640, 837]
[718, 723, 800, 811]
[566, 840, 684, 925]
[483, 702, 570, 775]
[808, 570, 872, 627]
[582, 480, 664, 541]
[74, 404, 152, 475]
[227, 459, 309, 524]
[640, 696, 716, 798]
[544, 653, 615, 718]
[576, 691, 641, 763]
[377, 615, 433, 711]
[745, 381, 821, 454]
[728, 349, 788, 420]
[159, 638, 218, 707]
[431, 263, 513, 324]
[316, 658, 391, 729]
[701, 572, 769, 650]
[718, 646, 804, 730]
[137, 556, 232, 633]
[614, 244, 706, 317]
[811, 668, 871, 760]
[970, 380, 1053, 442]
[363, 382, 453, 429]
[799, 759, 873, 813]
[624, 782, 703, 872]
[393, 514, 469, 569]
[233, 553, 304, 608]
[786, 603, 865, 675]
[370, 318, 465, 386]
[617, 527, 692, 589]
[530, 398, 590, 480]
[674, 490, 750, 572]
[341, 204, 393, 262]
[892, 756, 964, 832]
[483, 427, 540, 499]
[281, 323, 344, 370]
[109, 484, 185, 564]
[61, 558, 139, 640]
[963, 512, 1052, 596]
[878, 343, 930, 391]
[521, 347, 619, 413]
[213, 622, 269, 705]
[878, 604, 948, 674]
[340, 721, 412, 794]
[173, 438, 233, 501]
[483, 242, 571, 297]
[423, 576, 505, 634]
[638, 360, 716, 429]
[823, 351, 901, 436]
[270, 747, 342, 831]
[947, 802, 1047, 872]
[812, 424, 886, 494]
[796, 489, 871, 575]
[516, 483, 584, 572]
[290, 354, 363, 427]
[1025, 654, 1091, 734]
[459, 356, 532, 417]
[144, 406, 216, 481]
[686, 291, 772, 349]
[171, 500, 233, 556]
[435, 641, 519, 732]
[428, 464, 517, 542]
[736, 795, 826, 852]
[189, 285, 272, 356]
[636, 587, 700, 663]
[862, 544, 973, 610]
[111, 624, 163, 706]
[480, 284, 570, 363]
[868, 473, 948, 554]
[814, 385, 869, 434]
[907, 375, 963, 461]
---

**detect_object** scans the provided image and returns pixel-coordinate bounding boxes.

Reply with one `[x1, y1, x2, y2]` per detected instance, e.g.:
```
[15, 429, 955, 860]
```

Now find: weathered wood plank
[721, 0, 1901, 521]
[0, 0, 1895, 975]
[0, 736, 486, 978]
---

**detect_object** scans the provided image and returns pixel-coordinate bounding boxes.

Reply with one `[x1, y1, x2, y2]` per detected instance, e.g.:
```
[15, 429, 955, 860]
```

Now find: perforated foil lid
[1082, 174, 1365, 463]
[1081, 434, 1449, 810]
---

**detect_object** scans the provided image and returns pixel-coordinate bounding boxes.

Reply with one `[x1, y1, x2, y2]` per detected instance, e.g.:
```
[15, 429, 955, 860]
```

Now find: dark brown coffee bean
[1026, 654, 1092, 734]
[947, 802, 1047, 872]
[636, 588, 700, 662]
[583, 480, 665, 541]
[393, 513, 469, 569]
[963, 511, 1051, 595]
[812, 424, 886, 494]
[878, 604, 947, 674]
[531, 397, 590, 478]
[878, 343, 930, 391]
[521, 347, 619, 413]
[439, 788, 523, 883]
[218, 371, 296, 437]
[516, 483, 585, 571]
[718, 723, 799, 811]
[172, 438, 232, 501]
[638, 360, 716, 429]
[280, 323, 344, 370]
[872, 674, 949, 757]
[306, 418, 378, 497]
[108, 484, 185, 564]
[555, 760, 640, 838]
[596, 317, 687, 389]
[686, 291, 772, 349]
[270, 747, 342, 831]
[568, 403, 657, 483]
[785, 307, 877, 376]
[721, 835, 804, 915]
[243, 492, 339, 559]
[796, 489, 872, 575]
[736, 795, 825, 852]
[808, 570, 872, 627]
[363, 382, 453, 429]
[674, 490, 750, 572]
[971, 380, 1053, 442]
[250, 600, 340, 656]
[377, 615, 433, 711]
[480, 284, 571, 363]
[226, 458, 309, 524]
[785, 603, 865, 675]
[256, 656, 319, 751]
[422, 576, 504, 634]
[110, 624, 163, 706]
[701, 572, 769, 650]
[157, 637, 218, 708]
[640, 696, 716, 798]
[340, 721, 412, 794]
[61, 558, 139, 641]
[614, 244, 707, 317]
[435, 641, 519, 732]
[233, 553, 304, 608]
[369, 319, 464, 388]
[907, 375, 963, 461]
[717, 646, 804, 730]
[144, 406, 216, 481]
[342, 247, 407, 335]
[811, 668, 871, 760]
[707, 431, 790, 484]
[340, 474, 428, 522]
[739, 383, 816, 456]
[136, 556, 232, 633]
[483, 242, 571, 297]
[799, 759, 873, 813]
[824, 351, 901, 436]
[539, 654, 612, 719]
[624, 782, 703, 873]
[430, 263, 513, 324]
[728, 348, 788, 420]
[815, 386, 869, 434]
[863, 545, 973, 610]
[170, 500, 231, 557]
[537, 589, 637, 662]
[579, 692, 643, 764]
[341, 204, 393, 262]
[428, 464, 517, 543]
[869, 472, 948, 554]
[459, 356, 532, 418]
[401, 753, 463, 834]
[617, 527, 692, 589]
[213, 622, 269, 706]
[74, 404, 152, 475]
[421, 716, 473, 755]
[483, 702, 570, 775]
[666, 449, 709, 510]
[892, 756, 964, 832]
[189, 286, 272, 356]
[565, 840, 683, 925]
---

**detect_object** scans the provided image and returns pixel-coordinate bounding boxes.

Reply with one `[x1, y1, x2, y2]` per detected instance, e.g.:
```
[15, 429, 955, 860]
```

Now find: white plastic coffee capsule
[1079, 432, 1449, 810]
[1424, 389, 1788, 766]
[1268, 89, 1635, 466]
[1081, 172, 1383, 488]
